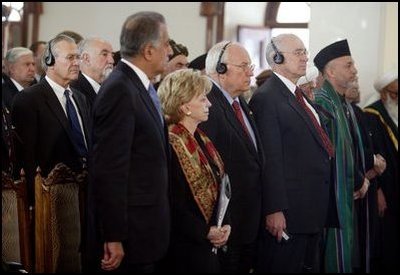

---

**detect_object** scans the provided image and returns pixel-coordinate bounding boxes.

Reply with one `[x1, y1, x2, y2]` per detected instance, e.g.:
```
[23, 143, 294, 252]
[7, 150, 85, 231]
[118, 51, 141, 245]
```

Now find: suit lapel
[287, 92, 326, 150]
[118, 62, 166, 143]
[72, 89, 89, 144]
[41, 80, 70, 132]
[240, 97, 264, 162]
[78, 73, 97, 104]
[272, 76, 326, 151]
[212, 85, 258, 157]
[41, 80, 80, 148]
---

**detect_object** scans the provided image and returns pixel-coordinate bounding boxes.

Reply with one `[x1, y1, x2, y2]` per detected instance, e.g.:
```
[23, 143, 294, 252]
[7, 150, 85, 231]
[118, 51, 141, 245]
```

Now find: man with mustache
[364, 72, 398, 272]
[71, 37, 114, 109]
[314, 39, 370, 273]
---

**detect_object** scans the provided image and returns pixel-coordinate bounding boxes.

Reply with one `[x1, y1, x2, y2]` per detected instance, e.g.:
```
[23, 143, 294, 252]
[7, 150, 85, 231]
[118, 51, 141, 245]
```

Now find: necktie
[295, 88, 334, 158]
[148, 84, 164, 124]
[232, 100, 251, 139]
[64, 90, 87, 157]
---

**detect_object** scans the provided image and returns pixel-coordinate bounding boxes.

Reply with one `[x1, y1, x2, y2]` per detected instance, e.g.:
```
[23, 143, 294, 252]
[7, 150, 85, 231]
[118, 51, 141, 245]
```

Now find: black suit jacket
[2, 75, 19, 110]
[2, 102, 14, 175]
[249, 74, 332, 234]
[11, 78, 90, 204]
[199, 83, 263, 245]
[90, 61, 170, 264]
[70, 72, 97, 110]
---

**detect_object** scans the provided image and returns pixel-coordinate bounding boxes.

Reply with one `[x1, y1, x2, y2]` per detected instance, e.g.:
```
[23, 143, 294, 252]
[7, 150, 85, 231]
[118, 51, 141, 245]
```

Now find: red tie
[295, 88, 335, 158]
[232, 101, 251, 139]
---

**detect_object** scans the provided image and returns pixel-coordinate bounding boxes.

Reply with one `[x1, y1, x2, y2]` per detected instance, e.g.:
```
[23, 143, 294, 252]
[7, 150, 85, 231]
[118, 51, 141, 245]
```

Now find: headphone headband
[216, 41, 231, 74]
[271, 39, 284, 64]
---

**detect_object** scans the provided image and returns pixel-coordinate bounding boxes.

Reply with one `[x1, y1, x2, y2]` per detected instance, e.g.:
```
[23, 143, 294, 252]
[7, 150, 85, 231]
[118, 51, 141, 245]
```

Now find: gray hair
[78, 36, 110, 55]
[120, 11, 166, 58]
[265, 34, 300, 67]
[41, 34, 76, 71]
[206, 40, 241, 75]
[5, 47, 33, 63]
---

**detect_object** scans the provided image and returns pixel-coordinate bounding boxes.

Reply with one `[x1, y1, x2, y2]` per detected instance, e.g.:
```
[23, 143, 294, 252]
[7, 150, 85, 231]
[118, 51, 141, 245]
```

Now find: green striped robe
[315, 80, 357, 273]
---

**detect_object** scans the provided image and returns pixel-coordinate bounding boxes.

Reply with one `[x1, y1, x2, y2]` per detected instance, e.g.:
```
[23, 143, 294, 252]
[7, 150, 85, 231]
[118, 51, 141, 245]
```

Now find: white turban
[373, 71, 398, 92]
[297, 66, 319, 86]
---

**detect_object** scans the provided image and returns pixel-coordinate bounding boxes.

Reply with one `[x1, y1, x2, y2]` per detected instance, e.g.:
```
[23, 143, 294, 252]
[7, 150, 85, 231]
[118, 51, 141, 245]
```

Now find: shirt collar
[209, 77, 236, 105]
[274, 72, 297, 95]
[121, 58, 151, 90]
[10, 78, 24, 92]
[45, 75, 72, 98]
[82, 72, 101, 93]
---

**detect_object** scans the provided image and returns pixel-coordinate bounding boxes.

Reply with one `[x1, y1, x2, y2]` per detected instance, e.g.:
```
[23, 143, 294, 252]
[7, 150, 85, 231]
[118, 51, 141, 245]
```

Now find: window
[265, 2, 310, 50]
[276, 2, 310, 23]
[2, 2, 25, 56]
[2, 2, 24, 22]
[2, 2, 42, 55]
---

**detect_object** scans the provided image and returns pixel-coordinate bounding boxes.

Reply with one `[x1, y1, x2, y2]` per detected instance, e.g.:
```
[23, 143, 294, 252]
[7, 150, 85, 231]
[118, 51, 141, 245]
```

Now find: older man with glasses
[249, 33, 337, 273]
[11, 35, 90, 250]
[199, 41, 263, 273]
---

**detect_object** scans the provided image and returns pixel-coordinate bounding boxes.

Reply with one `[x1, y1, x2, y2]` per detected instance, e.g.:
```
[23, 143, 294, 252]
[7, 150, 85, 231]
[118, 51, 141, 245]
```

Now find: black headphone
[271, 39, 284, 64]
[216, 42, 231, 74]
[44, 39, 55, 67]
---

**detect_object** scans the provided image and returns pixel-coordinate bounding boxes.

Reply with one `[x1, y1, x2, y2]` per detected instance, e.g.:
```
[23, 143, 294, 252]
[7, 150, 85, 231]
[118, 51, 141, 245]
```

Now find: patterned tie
[64, 90, 87, 157]
[148, 84, 164, 124]
[232, 100, 251, 139]
[295, 88, 334, 158]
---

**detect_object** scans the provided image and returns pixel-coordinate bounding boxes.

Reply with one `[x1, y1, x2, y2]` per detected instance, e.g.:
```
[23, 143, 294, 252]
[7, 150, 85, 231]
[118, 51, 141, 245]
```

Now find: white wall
[383, 2, 398, 73]
[224, 2, 397, 107]
[38, 2, 397, 107]
[39, 2, 206, 61]
[224, 2, 267, 41]
[309, 2, 391, 107]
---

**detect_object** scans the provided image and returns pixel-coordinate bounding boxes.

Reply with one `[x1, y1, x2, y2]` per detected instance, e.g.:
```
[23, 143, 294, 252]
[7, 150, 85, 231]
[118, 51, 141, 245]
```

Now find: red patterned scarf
[169, 123, 224, 223]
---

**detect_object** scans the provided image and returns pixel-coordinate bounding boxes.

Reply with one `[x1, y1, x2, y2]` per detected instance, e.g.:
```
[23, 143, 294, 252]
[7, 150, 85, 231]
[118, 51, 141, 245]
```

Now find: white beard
[103, 67, 113, 81]
[384, 96, 398, 127]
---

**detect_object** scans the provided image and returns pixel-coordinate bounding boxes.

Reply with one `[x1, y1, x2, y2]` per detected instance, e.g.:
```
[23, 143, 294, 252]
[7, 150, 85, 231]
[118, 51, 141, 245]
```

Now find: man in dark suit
[2, 101, 16, 176]
[199, 41, 263, 273]
[70, 37, 114, 109]
[2, 47, 35, 109]
[249, 34, 336, 272]
[12, 35, 89, 206]
[89, 12, 172, 272]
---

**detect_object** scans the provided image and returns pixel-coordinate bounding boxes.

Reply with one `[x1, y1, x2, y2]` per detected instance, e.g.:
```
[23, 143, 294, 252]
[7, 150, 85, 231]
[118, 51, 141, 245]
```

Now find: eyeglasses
[227, 63, 255, 72]
[281, 49, 308, 57]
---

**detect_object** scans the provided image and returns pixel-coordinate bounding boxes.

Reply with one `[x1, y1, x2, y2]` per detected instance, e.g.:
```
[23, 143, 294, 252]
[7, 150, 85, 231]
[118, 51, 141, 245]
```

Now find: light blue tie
[148, 84, 164, 124]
